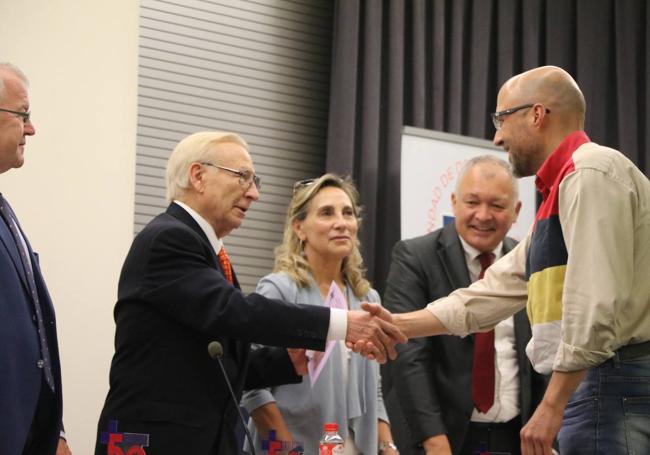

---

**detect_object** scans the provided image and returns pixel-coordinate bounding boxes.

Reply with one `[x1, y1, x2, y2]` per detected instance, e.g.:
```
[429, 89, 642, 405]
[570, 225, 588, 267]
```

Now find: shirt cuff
[326, 308, 348, 341]
[426, 297, 469, 336]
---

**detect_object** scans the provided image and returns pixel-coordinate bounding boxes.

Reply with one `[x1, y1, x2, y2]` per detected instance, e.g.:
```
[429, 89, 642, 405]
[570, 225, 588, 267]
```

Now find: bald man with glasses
[361, 66, 650, 455]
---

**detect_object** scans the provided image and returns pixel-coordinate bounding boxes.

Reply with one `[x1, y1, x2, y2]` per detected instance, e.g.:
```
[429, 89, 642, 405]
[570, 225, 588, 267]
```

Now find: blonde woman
[241, 174, 398, 454]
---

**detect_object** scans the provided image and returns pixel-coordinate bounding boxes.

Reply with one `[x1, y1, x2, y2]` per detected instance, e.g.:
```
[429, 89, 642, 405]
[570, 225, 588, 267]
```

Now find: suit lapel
[0, 203, 30, 292]
[437, 223, 472, 289]
[437, 224, 517, 288]
[1, 203, 56, 319]
[167, 203, 243, 289]
[437, 224, 477, 346]
[230, 268, 240, 289]
[166, 203, 247, 361]
[166, 202, 210, 241]
[502, 236, 517, 255]
[166, 202, 220, 263]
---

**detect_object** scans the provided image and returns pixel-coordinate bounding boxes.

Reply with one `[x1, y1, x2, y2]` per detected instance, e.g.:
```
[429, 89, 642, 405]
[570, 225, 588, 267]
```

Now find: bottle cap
[323, 422, 339, 432]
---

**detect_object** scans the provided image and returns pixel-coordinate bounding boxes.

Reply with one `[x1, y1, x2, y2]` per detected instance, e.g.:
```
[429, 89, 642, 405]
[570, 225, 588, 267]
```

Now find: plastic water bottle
[319, 422, 344, 455]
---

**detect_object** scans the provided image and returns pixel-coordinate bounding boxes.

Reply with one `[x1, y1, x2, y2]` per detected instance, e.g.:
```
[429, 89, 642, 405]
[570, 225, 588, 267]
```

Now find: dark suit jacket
[95, 203, 331, 455]
[0, 197, 63, 455]
[382, 223, 546, 455]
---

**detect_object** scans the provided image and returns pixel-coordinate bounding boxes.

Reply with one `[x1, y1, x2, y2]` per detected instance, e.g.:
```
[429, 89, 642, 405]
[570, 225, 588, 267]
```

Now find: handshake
[345, 303, 407, 364]
[290, 303, 440, 370]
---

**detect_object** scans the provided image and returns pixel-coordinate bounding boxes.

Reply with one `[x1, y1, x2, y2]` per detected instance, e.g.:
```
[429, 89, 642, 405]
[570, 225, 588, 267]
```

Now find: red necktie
[472, 252, 496, 413]
[218, 247, 233, 284]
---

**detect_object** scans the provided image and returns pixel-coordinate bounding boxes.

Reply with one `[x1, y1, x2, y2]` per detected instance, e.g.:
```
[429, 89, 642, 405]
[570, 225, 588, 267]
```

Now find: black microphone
[207, 341, 257, 455]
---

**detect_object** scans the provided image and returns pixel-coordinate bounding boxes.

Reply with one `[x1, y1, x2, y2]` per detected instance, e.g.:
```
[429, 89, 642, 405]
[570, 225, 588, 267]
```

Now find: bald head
[501, 66, 586, 128]
[492, 66, 588, 176]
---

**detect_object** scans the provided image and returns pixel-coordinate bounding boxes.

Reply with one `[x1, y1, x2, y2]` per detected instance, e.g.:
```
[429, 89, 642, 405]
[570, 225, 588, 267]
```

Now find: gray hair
[455, 155, 519, 199]
[165, 131, 249, 202]
[0, 62, 29, 103]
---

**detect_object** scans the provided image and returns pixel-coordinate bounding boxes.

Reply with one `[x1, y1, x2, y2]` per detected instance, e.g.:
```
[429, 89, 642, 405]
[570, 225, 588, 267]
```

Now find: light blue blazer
[241, 272, 389, 454]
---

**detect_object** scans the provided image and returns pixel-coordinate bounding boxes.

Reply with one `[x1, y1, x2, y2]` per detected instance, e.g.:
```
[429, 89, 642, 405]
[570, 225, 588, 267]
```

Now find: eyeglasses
[491, 103, 551, 130]
[200, 162, 261, 190]
[0, 107, 31, 124]
[293, 179, 316, 194]
[491, 104, 534, 130]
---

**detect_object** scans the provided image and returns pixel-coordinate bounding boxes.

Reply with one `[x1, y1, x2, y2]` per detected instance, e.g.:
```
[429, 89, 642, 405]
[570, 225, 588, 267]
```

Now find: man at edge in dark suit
[0, 62, 72, 455]
[383, 156, 546, 455]
[94, 131, 405, 455]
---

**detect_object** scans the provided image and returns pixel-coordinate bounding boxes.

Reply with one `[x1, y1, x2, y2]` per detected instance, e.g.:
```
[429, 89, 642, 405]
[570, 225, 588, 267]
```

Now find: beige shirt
[427, 143, 650, 372]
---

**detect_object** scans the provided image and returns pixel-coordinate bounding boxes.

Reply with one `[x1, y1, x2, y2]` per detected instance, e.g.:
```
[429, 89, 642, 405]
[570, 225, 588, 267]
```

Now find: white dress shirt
[459, 238, 520, 423]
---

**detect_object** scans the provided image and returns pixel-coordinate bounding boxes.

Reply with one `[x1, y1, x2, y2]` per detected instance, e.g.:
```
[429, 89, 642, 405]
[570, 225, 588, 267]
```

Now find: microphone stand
[208, 342, 257, 455]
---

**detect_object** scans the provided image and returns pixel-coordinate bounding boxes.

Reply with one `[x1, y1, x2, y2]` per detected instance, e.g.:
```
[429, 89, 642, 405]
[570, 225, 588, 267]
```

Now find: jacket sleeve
[128, 226, 330, 350]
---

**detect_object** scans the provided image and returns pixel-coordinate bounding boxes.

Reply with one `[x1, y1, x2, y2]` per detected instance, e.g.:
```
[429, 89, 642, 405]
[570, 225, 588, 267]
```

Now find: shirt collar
[535, 130, 591, 198]
[173, 200, 223, 253]
[458, 236, 503, 262]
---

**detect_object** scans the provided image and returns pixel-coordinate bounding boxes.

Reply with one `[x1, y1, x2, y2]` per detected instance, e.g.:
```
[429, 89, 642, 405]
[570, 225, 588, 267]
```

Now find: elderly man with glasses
[0, 62, 72, 455]
[94, 131, 406, 455]
[361, 66, 650, 455]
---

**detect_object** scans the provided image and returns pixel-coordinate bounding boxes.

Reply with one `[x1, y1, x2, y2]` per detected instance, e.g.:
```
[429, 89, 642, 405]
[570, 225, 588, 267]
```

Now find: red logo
[99, 420, 149, 455]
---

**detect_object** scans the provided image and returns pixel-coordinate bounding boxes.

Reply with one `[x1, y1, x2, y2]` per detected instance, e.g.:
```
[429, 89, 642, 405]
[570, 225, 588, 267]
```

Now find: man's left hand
[287, 348, 308, 375]
[520, 369, 586, 455]
[520, 399, 563, 455]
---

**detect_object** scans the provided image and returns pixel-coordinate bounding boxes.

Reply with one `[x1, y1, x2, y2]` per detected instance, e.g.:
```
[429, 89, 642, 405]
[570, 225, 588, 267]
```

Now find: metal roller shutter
[136, 0, 333, 291]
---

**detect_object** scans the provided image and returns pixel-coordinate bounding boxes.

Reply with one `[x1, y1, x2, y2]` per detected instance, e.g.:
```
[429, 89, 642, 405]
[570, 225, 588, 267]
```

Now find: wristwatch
[378, 441, 398, 452]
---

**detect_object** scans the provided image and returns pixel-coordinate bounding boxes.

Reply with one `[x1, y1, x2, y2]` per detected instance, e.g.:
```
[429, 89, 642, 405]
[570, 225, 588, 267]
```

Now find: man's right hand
[345, 304, 407, 363]
[422, 434, 452, 455]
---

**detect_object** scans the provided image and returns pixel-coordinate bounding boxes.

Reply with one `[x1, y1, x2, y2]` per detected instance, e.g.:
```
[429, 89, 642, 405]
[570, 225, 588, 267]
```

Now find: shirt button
[37, 359, 44, 368]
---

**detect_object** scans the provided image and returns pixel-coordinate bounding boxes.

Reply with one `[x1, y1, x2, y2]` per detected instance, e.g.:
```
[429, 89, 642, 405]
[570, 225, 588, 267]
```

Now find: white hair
[0, 62, 29, 103]
[455, 154, 519, 199]
[165, 131, 249, 202]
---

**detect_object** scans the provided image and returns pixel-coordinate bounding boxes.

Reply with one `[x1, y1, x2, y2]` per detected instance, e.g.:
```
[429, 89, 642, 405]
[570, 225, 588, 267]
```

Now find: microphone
[207, 341, 257, 455]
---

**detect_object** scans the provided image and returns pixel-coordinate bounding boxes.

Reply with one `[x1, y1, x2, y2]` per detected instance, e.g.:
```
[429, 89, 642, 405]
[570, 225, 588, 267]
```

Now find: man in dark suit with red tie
[0, 62, 72, 455]
[95, 131, 405, 455]
[382, 156, 547, 455]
